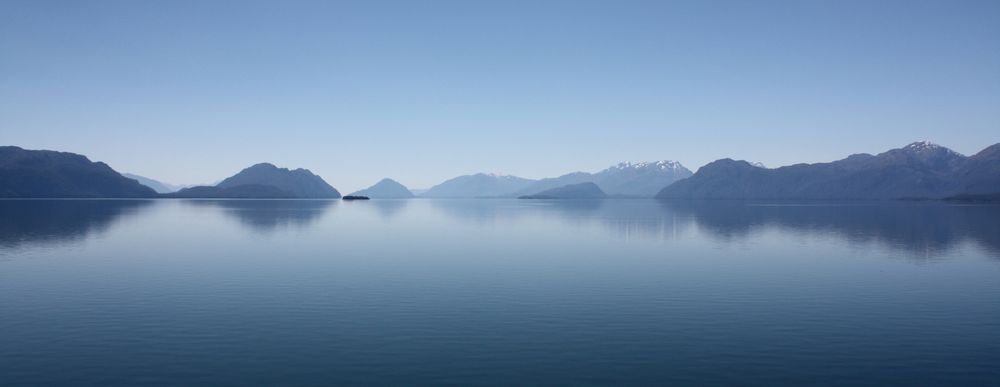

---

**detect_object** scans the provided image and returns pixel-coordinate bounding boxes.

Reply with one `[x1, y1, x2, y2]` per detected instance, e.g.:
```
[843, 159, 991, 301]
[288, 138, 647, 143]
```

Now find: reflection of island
[367, 199, 410, 220]
[660, 201, 1000, 259]
[181, 199, 336, 233]
[0, 199, 153, 250]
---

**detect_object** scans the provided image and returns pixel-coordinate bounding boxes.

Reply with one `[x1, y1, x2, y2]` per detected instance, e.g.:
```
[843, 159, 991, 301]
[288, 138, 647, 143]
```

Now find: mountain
[512, 160, 693, 197]
[168, 163, 340, 198]
[0, 146, 156, 198]
[519, 182, 607, 199]
[955, 143, 1000, 195]
[421, 173, 535, 198]
[656, 141, 1000, 200]
[122, 173, 183, 194]
[350, 178, 414, 198]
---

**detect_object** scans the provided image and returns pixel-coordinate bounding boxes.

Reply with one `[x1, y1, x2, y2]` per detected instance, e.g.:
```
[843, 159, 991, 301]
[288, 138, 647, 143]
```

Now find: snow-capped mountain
[602, 160, 687, 172]
[590, 160, 693, 196]
[503, 160, 693, 198]
[903, 140, 960, 154]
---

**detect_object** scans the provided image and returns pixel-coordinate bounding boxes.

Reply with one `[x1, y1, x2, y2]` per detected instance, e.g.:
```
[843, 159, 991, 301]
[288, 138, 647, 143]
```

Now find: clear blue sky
[2, 0, 998, 192]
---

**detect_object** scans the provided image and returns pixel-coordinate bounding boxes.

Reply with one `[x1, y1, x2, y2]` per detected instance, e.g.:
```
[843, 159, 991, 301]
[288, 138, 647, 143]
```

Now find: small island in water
[342, 195, 370, 200]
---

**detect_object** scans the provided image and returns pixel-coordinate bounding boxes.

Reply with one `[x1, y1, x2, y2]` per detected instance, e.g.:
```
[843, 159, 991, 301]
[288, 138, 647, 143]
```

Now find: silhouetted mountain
[122, 173, 183, 193]
[657, 141, 1000, 200]
[167, 163, 340, 198]
[0, 146, 156, 198]
[519, 182, 607, 199]
[422, 173, 535, 198]
[217, 163, 341, 197]
[350, 178, 414, 198]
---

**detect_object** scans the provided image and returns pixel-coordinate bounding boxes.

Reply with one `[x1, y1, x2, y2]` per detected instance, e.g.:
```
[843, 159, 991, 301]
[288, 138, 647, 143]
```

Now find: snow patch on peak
[479, 172, 522, 180]
[902, 141, 961, 156]
[905, 140, 939, 150]
[612, 160, 684, 171]
[750, 161, 767, 169]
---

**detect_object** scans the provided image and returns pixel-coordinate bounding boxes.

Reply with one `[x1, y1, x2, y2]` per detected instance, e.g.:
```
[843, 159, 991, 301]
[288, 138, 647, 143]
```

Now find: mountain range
[422, 160, 692, 198]
[1, 142, 997, 200]
[657, 141, 1000, 200]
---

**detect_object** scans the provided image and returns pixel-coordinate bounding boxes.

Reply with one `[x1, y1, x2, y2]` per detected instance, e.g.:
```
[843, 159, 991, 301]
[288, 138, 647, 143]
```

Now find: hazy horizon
[2, 0, 998, 192]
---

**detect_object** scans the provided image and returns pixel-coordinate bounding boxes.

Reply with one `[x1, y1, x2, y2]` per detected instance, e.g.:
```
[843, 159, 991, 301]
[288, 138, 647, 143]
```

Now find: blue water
[1, 199, 998, 385]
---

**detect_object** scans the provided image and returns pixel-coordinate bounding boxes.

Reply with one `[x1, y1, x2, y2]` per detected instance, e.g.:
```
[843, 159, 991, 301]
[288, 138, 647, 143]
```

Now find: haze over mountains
[122, 173, 186, 194]
[658, 141, 1000, 200]
[0, 142, 997, 200]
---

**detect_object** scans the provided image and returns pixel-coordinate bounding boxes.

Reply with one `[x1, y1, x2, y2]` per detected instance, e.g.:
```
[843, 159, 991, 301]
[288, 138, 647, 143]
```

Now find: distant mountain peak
[750, 161, 767, 168]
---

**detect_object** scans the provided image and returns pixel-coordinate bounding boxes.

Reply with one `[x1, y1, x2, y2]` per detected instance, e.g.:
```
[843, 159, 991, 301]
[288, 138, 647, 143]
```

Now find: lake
[1, 199, 998, 385]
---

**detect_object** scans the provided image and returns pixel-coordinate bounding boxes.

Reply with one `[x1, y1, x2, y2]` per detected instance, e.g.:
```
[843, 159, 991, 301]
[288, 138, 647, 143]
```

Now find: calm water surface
[1, 199, 998, 385]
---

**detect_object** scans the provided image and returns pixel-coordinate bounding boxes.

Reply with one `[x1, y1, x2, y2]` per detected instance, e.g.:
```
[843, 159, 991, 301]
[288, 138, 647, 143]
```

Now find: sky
[1, 0, 998, 192]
